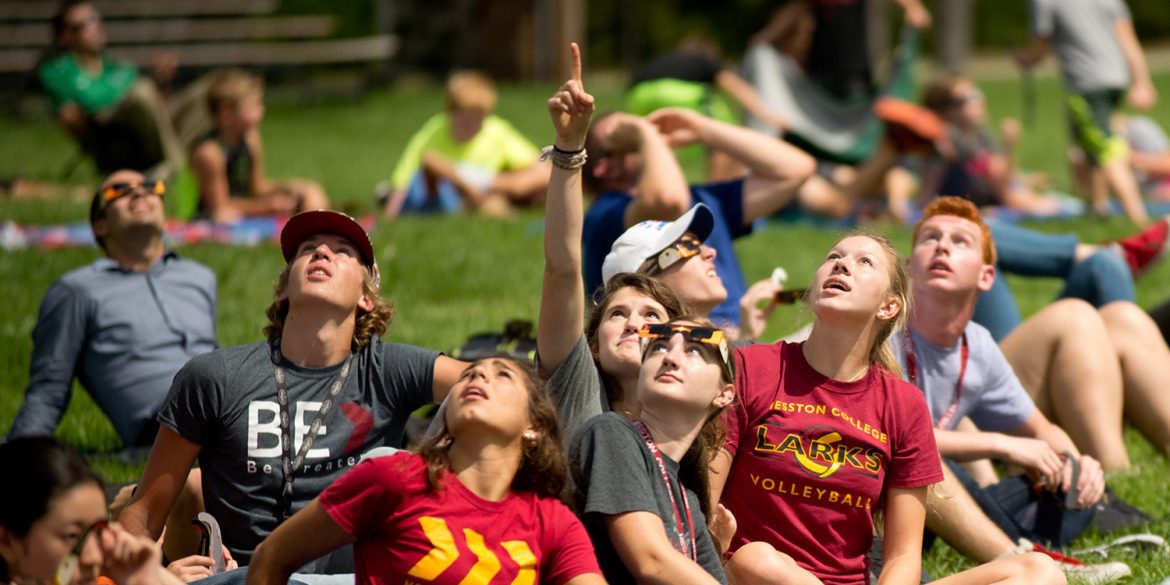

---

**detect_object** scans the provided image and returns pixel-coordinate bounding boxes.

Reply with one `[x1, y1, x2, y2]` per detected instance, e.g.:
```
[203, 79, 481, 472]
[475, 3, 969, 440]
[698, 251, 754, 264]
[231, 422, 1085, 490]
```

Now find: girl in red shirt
[246, 356, 604, 585]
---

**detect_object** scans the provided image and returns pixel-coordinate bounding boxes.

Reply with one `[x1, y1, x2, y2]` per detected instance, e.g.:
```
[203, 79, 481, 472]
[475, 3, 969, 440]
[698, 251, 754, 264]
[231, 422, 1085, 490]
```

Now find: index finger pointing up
[570, 42, 582, 83]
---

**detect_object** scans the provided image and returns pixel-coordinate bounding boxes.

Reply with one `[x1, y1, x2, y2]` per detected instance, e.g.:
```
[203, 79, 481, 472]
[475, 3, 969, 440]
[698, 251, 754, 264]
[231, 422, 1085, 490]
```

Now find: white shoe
[1011, 539, 1132, 584]
[1059, 561, 1131, 584]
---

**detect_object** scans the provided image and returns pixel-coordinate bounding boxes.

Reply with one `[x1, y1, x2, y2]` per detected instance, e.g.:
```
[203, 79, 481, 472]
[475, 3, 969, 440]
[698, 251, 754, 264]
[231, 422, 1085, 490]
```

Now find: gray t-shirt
[570, 412, 727, 584]
[542, 335, 609, 438]
[890, 322, 1035, 432]
[157, 338, 438, 563]
[1125, 115, 1170, 192]
[1030, 0, 1131, 93]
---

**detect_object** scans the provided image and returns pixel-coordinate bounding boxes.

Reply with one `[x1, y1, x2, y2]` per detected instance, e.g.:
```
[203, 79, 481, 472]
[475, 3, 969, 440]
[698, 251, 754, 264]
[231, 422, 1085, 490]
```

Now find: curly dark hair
[414, 356, 570, 503]
[263, 263, 394, 350]
[584, 272, 690, 409]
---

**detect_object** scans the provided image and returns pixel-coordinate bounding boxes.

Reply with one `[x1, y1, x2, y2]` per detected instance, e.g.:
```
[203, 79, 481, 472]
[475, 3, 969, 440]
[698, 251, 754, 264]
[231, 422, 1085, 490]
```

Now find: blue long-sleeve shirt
[9, 252, 218, 446]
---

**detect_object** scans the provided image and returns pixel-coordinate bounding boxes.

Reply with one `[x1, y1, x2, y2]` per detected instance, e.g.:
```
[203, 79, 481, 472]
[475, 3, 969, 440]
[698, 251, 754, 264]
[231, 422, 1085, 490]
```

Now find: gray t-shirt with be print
[158, 338, 437, 564]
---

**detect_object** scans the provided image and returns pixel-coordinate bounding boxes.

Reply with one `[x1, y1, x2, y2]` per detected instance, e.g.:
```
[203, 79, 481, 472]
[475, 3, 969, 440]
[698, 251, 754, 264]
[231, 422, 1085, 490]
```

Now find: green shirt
[389, 112, 540, 189]
[39, 52, 138, 114]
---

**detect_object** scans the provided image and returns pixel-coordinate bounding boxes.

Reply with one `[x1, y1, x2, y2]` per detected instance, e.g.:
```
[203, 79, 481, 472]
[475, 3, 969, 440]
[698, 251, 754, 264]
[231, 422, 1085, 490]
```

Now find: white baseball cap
[601, 203, 715, 284]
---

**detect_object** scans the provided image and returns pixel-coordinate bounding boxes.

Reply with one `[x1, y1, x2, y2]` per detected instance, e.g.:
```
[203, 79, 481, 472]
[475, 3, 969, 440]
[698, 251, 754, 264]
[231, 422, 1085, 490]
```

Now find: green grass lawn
[2, 70, 1170, 581]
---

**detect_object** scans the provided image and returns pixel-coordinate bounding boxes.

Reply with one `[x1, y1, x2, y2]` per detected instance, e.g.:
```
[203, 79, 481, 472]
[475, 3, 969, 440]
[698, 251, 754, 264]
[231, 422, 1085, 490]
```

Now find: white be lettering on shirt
[247, 400, 332, 459]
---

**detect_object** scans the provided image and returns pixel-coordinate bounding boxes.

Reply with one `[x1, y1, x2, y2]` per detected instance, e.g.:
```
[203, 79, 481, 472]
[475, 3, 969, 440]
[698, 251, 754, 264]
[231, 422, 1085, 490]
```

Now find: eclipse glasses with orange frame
[643, 235, 702, 276]
[98, 180, 165, 208]
[638, 323, 733, 380]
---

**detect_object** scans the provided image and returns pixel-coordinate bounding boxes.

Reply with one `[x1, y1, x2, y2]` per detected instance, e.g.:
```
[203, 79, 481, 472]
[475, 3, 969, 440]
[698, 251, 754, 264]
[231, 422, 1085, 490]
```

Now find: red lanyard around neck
[904, 330, 968, 430]
[633, 420, 697, 561]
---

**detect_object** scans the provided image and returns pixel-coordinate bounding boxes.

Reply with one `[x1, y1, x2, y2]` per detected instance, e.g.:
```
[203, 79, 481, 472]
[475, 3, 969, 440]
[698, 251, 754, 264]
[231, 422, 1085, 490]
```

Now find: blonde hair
[446, 71, 497, 113]
[206, 68, 264, 114]
[840, 230, 911, 378]
[263, 264, 394, 350]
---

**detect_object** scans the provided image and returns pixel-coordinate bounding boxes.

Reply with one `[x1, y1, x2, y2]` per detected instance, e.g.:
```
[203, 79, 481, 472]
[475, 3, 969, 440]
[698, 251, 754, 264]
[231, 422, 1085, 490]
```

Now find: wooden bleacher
[0, 0, 398, 79]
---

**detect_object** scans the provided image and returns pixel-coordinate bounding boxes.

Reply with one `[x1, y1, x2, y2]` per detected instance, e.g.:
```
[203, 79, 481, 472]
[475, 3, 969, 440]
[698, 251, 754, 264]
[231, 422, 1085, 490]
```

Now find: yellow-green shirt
[389, 113, 540, 189]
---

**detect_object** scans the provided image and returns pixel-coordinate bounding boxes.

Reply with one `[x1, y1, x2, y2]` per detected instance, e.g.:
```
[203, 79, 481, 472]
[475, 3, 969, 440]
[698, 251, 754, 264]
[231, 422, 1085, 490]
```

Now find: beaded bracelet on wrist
[541, 145, 588, 171]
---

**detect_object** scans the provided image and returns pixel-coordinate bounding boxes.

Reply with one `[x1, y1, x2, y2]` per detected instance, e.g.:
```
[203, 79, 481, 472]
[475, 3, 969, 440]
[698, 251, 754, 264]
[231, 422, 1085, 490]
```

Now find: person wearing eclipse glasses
[578, 98, 815, 331]
[542, 51, 736, 582]
[570, 317, 735, 584]
[8, 170, 218, 453]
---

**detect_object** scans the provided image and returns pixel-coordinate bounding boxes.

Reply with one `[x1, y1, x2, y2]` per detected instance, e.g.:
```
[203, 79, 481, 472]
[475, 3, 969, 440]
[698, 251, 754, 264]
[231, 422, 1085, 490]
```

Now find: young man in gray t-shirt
[897, 197, 1136, 579]
[1015, 0, 1157, 226]
[120, 210, 467, 570]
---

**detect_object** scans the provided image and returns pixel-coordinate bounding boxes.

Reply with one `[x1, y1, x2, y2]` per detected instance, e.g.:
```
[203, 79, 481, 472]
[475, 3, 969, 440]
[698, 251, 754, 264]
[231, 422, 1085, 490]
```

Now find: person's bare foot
[477, 193, 516, 219]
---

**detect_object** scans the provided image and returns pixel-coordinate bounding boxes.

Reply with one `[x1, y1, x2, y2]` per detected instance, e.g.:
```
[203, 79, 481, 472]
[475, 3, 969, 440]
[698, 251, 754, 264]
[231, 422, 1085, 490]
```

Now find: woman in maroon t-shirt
[710, 233, 1060, 585]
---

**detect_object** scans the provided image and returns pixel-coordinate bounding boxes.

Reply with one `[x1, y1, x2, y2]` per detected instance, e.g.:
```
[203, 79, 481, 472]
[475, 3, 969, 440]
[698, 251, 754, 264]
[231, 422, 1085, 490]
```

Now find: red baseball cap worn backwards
[280, 210, 379, 284]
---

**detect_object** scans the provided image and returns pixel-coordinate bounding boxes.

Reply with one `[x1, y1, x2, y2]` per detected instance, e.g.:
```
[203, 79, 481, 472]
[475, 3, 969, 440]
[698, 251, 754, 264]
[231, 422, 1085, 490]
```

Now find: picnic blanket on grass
[0, 215, 376, 250]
